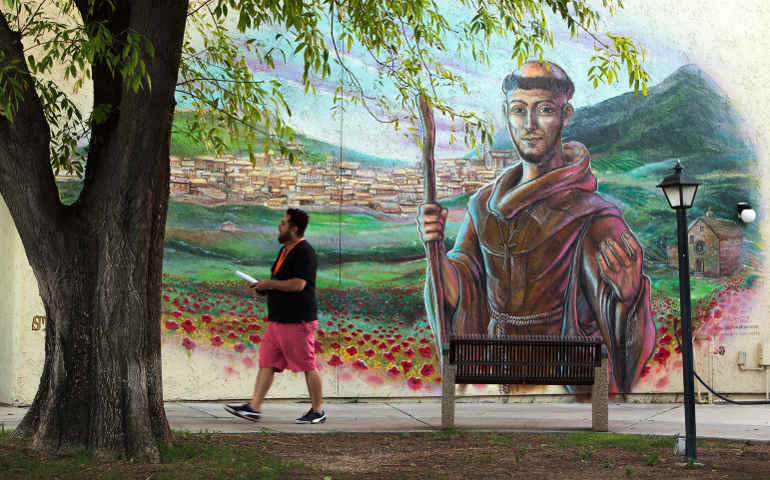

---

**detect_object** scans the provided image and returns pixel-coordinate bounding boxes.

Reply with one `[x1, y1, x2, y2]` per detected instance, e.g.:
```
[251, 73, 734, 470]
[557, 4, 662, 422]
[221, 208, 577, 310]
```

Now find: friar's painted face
[505, 87, 573, 164]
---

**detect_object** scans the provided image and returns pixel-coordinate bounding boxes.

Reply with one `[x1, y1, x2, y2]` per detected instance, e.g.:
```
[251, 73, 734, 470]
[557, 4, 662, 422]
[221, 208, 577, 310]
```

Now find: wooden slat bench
[441, 335, 609, 431]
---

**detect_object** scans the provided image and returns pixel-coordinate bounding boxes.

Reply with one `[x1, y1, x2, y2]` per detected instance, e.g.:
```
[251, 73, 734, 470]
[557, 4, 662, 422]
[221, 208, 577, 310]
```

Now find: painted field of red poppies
[161, 274, 444, 392]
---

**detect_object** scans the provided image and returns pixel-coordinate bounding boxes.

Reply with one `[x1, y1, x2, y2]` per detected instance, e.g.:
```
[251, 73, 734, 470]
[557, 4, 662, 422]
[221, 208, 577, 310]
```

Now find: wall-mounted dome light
[737, 202, 756, 223]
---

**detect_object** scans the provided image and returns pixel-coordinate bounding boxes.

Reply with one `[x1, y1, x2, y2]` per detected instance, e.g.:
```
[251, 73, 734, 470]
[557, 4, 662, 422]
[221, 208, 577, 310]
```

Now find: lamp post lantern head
[737, 202, 757, 223]
[657, 159, 700, 209]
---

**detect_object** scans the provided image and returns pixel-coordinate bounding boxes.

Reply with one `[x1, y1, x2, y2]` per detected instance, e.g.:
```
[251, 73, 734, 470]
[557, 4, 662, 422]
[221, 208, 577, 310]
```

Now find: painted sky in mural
[223, 6, 689, 162]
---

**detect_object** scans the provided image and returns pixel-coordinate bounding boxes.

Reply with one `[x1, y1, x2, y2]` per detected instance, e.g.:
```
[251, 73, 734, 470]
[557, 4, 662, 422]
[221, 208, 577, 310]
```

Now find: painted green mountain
[170, 110, 405, 167]
[484, 64, 753, 173]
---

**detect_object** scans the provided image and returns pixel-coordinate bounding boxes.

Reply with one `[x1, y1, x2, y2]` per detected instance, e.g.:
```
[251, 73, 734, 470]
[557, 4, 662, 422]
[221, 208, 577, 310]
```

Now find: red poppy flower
[377, 343, 387, 350]
[357, 339, 366, 346]
[201, 314, 212, 323]
[343, 335, 352, 342]
[400, 360, 412, 373]
[314, 340, 323, 353]
[420, 364, 435, 377]
[234, 343, 246, 353]
[181, 319, 196, 333]
[346, 346, 358, 356]
[653, 347, 671, 364]
[419, 338, 430, 344]
[327, 354, 343, 366]
[640, 365, 651, 378]
[418, 346, 433, 358]
[249, 334, 261, 344]
[330, 341, 341, 350]
[210, 335, 224, 347]
[383, 352, 395, 362]
[227, 332, 238, 339]
[407, 376, 423, 390]
[182, 337, 196, 350]
[391, 345, 401, 353]
[363, 333, 372, 341]
[171, 311, 182, 318]
[659, 335, 672, 345]
[352, 359, 368, 371]
[387, 366, 401, 379]
[364, 348, 375, 358]
[316, 329, 326, 338]
[404, 348, 415, 358]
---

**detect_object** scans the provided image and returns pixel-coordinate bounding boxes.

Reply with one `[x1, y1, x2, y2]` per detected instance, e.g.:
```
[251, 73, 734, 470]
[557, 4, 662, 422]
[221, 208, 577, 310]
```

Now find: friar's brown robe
[426, 142, 655, 392]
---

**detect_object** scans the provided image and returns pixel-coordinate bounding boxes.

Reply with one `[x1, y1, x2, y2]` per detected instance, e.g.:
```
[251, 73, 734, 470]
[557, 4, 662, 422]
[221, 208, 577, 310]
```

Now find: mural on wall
[60, 10, 755, 398]
[419, 61, 655, 394]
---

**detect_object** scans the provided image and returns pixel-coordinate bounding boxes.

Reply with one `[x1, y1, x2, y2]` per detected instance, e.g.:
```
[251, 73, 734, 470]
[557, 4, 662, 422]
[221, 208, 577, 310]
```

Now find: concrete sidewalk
[2, 400, 769, 441]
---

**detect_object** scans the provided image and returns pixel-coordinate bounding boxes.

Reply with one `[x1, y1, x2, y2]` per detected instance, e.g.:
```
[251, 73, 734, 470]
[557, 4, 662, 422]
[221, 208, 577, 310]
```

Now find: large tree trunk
[0, 1, 188, 462]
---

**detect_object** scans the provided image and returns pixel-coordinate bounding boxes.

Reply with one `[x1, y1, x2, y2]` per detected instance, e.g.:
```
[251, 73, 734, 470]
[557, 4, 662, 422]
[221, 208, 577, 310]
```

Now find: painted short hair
[286, 208, 309, 236]
[501, 72, 575, 100]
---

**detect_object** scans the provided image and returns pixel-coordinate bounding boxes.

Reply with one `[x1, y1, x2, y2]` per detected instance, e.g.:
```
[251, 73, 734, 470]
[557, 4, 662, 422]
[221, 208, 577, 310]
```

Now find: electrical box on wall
[759, 342, 770, 366]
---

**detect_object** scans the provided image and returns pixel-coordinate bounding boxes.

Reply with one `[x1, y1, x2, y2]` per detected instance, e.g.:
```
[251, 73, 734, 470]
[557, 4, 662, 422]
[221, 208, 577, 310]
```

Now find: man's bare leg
[304, 369, 323, 411]
[251, 367, 275, 410]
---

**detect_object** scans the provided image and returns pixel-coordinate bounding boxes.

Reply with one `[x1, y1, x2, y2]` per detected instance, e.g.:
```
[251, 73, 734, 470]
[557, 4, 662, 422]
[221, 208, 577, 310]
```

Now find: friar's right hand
[417, 202, 448, 244]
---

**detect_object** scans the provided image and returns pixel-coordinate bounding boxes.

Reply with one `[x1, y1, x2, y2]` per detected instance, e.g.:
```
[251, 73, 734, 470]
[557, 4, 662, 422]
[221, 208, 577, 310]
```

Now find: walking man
[225, 208, 325, 423]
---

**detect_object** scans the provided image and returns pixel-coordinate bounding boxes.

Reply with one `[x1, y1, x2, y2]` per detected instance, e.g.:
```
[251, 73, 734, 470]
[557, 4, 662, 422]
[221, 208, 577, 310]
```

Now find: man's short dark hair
[502, 73, 575, 100]
[286, 208, 309, 236]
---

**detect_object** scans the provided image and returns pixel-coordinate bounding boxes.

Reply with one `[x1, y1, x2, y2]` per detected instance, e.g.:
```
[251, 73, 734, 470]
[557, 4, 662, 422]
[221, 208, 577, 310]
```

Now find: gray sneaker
[296, 408, 326, 424]
[224, 403, 261, 422]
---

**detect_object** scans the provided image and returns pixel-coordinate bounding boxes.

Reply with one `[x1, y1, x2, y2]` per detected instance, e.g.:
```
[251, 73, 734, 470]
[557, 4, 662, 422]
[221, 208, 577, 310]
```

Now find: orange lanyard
[272, 238, 304, 276]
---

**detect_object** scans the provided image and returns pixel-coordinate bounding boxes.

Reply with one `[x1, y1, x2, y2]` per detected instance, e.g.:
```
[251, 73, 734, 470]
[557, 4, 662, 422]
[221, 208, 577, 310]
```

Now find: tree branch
[0, 10, 62, 224]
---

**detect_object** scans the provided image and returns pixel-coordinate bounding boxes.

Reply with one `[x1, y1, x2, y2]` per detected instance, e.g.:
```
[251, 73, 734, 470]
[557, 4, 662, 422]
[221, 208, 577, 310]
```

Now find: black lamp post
[657, 159, 700, 460]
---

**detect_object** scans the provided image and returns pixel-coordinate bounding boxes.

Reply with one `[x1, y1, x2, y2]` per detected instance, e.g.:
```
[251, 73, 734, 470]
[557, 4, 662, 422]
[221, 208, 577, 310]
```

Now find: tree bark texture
[0, 1, 188, 461]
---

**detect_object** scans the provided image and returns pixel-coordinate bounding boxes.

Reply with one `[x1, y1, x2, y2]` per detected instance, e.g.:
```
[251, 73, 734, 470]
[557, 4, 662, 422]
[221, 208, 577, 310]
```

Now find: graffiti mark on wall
[31, 315, 47, 331]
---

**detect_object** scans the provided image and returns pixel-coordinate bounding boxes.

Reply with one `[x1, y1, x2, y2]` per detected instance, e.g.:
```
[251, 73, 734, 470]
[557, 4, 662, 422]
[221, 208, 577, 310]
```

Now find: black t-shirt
[267, 240, 318, 323]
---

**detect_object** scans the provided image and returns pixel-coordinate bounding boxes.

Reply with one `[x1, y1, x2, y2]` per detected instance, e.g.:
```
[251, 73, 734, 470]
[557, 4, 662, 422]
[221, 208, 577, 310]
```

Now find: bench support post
[441, 361, 456, 429]
[592, 355, 609, 432]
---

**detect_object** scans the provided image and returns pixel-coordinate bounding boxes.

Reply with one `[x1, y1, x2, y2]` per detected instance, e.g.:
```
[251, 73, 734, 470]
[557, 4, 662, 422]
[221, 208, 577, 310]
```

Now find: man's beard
[513, 135, 560, 164]
[278, 230, 291, 243]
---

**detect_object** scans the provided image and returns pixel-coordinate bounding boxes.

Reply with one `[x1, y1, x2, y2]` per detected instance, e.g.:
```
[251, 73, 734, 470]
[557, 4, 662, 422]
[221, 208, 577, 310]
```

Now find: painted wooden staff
[416, 94, 449, 358]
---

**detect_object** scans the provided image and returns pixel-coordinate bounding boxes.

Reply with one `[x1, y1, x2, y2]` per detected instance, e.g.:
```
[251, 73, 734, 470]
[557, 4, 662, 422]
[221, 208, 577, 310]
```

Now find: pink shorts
[259, 320, 318, 373]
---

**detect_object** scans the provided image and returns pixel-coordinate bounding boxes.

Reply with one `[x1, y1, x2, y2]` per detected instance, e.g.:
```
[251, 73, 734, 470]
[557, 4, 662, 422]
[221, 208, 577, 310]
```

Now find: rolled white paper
[235, 270, 258, 284]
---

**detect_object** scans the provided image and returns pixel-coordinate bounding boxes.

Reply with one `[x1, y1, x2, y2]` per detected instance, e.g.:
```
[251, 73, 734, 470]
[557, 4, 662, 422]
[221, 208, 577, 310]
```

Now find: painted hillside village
[167, 140, 510, 215]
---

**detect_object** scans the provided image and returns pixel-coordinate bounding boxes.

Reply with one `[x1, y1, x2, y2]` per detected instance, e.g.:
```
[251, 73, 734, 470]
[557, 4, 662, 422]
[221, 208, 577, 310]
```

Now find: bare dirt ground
[2, 431, 769, 479]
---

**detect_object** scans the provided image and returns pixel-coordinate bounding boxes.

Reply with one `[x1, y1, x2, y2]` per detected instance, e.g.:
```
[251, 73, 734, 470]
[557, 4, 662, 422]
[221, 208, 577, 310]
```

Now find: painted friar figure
[417, 61, 656, 392]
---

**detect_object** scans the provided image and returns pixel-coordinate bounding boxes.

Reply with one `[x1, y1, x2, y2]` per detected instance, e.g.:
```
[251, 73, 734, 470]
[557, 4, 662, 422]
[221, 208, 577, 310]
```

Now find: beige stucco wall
[3, 0, 770, 405]
[0, 200, 46, 405]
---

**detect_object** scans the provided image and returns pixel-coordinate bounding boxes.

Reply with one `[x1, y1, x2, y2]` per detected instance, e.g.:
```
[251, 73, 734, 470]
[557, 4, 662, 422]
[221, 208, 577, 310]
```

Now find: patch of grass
[580, 448, 593, 462]
[625, 465, 634, 477]
[427, 429, 462, 441]
[514, 448, 526, 462]
[643, 451, 660, 466]
[489, 431, 513, 446]
[157, 433, 309, 479]
[561, 432, 675, 452]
